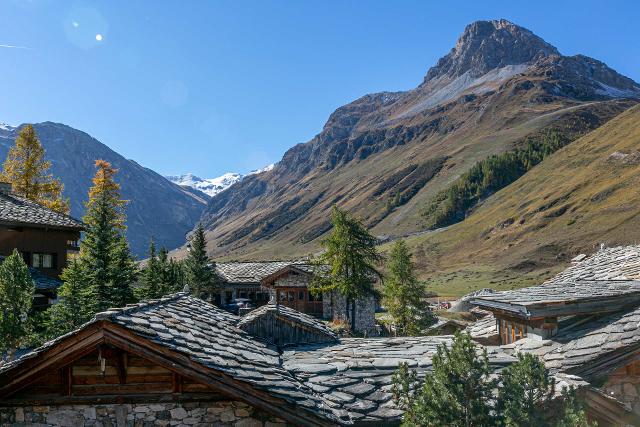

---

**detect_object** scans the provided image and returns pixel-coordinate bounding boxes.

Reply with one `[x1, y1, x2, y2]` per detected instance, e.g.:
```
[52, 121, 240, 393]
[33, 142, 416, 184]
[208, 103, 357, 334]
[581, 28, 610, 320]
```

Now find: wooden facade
[0, 319, 334, 427]
[238, 304, 338, 347]
[0, 225, 80, 280]
[262, 265, 324, 317]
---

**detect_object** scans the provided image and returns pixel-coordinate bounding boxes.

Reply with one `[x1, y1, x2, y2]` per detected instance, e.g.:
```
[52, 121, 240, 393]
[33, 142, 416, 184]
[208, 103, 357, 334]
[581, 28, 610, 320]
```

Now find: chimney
[0, 182, 11, 195]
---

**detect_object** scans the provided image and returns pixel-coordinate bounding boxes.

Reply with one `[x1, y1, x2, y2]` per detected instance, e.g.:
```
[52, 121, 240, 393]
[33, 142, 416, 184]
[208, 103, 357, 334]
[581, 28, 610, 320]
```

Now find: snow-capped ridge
[167, 164, 275, 197]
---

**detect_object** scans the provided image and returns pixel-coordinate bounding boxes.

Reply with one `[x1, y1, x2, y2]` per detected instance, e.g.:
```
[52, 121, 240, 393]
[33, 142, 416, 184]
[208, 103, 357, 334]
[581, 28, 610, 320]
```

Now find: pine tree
[1, 124, 69, 214]
[109, 236, 137, 307]
[43, 259, 95, 340]
[394, 332, 496, 426]
[312, 206, 381, 332]
[157, 246, 181, 294]
[383, 239, 435, 335]
[0, 250, 34, 356]
[496, 352, 556, 427]
[184, 224, 217, 301]
[556, 387, 593, 427]
[139, 239, 161, 299]
[81, 160, 134, 311]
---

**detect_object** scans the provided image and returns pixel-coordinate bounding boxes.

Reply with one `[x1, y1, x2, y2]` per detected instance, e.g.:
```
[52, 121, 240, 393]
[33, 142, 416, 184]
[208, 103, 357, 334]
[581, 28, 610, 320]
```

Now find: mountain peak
[424, 19, 559, 82]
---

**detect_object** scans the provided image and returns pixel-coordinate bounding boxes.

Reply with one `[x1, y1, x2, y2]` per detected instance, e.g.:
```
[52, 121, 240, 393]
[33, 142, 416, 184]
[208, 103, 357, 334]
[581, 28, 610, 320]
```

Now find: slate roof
[215, 261, 303, 285]
[547, 245, 640, 283]
[0, 255, 62, 291]
[0, 192, 83, 230]
[238, 303, 338, 343]
[282, 337, 515, 423]
[496, 306, 640, 378]
[0, 293, 343, 425]
[471, 280, 640, 318]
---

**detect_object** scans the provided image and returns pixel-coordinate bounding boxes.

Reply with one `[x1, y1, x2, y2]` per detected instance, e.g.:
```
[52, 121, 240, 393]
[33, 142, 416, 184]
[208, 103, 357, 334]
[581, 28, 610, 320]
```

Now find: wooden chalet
[0, 182, 84, 308]
[214, 261, 289, 306]
[260, 263, 324, 316]
[467, 245, 640, 424]
[0, 293, 339, 426]
[1, 289, 637, 426]
[237, 302, 338, 347]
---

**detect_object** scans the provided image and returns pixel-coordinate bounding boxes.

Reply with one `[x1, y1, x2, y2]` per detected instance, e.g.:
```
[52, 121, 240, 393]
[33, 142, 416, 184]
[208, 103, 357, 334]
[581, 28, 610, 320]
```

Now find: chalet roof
[282, 337, 515, 423]
[0, 192, 83, 230]
[497, 306, 640, 379]
[547, 245, 640, 283]
[215, 261, 304, 285]
[0, 293, 343, 425]
[0, 255, 62, 291]
[238, 303, 338, 343]
[29, 266, 62, 291]
[470, 280, 640, 318]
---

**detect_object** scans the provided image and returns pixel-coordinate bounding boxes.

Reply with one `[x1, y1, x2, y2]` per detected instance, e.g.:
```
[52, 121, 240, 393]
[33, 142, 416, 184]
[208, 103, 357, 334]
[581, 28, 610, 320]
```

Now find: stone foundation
[0, 401, 288, 427]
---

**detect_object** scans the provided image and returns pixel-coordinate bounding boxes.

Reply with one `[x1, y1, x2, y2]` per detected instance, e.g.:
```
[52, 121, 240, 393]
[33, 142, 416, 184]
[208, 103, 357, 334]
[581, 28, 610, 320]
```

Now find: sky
[0, 1, 638, 178]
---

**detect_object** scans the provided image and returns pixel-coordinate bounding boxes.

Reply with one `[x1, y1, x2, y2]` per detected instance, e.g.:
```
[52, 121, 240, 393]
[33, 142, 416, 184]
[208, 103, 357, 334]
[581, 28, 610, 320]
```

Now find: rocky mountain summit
[196, 19, 639, 260]
[0, 122, 206, 257]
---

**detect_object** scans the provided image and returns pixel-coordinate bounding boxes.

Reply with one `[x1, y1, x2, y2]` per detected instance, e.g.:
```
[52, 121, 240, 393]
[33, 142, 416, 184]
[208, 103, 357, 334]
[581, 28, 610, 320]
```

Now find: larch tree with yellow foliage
[1, 124, 69, 214]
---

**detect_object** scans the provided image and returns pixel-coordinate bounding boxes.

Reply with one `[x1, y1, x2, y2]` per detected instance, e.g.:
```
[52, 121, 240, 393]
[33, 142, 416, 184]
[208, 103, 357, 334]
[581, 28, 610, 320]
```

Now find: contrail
[0, 44, 31, 49]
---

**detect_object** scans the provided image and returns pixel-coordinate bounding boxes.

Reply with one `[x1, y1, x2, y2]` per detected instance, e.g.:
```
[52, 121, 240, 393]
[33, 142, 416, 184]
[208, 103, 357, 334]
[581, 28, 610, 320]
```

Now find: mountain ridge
[0, 121, 206, 257]
[195, 19, 639, 260]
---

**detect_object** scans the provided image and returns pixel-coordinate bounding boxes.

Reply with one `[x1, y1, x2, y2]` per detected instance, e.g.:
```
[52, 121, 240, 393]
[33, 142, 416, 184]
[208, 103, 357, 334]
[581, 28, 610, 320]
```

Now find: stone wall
[601, 359, 640, 415]
[0, 401, 287, 427]
[323, 291, 377, 335]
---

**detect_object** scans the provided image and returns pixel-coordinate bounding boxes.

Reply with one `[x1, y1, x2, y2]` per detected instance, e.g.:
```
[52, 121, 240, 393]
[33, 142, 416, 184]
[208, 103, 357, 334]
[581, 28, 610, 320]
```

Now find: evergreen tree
[311, 206, 381, 332]
[157, 246, 182, 294]
[1, 124, 69, 213]
[0, 250, 34, 356]
[496, 352, 556, 427]
[81, 160, 135, 311]
[139, 239, 161, 299]
[556, 386, 593, 427]
[394, 332, 495, 426]
[184, 224, 217, 301]
[109, 236, 137, 307]
[383, 240, 435, 335]
[43, 259, 94, 340]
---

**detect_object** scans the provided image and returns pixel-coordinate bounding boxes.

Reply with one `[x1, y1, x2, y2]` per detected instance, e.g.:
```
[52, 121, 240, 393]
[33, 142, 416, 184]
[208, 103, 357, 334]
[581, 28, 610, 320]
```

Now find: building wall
[0, 226, 80, 279]
[0, 401, 287, 427]
[601, 358, 640, 415]
[323, 291, 377, 335]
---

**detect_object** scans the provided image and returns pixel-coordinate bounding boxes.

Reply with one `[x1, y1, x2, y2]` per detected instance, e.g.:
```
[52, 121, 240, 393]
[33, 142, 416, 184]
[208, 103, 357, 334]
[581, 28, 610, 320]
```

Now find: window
[298, 291, 305, 301]
[288, 291, 295, 301]
[32, 253, 55, 269]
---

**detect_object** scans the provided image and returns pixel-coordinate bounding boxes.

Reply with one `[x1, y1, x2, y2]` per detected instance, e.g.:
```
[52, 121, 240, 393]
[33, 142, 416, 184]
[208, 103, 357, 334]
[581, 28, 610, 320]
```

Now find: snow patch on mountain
[167, 164, 275, 197]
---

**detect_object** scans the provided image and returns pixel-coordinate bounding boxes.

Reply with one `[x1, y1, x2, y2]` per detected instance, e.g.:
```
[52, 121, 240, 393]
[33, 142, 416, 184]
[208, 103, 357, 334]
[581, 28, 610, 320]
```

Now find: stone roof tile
[0, 193, 83, 230]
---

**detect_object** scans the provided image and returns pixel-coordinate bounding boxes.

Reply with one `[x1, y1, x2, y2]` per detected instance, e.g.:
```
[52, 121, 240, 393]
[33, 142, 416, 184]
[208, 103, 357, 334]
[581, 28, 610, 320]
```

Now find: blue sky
[0, 1, 638, 177]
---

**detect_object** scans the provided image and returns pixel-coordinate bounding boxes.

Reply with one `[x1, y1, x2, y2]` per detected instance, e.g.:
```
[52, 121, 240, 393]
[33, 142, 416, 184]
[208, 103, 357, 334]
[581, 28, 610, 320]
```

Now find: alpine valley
[0, 122, 207, 257]
[195, 19, 640, 292]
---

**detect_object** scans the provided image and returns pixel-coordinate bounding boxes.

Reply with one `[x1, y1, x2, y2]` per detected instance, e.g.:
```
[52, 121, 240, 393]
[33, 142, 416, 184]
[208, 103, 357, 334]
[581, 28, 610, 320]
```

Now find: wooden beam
[102, 323, 335, 427]
[0, 323, 105, 400]
[116, 350, 126, 385]
[172, 372, 182, 393]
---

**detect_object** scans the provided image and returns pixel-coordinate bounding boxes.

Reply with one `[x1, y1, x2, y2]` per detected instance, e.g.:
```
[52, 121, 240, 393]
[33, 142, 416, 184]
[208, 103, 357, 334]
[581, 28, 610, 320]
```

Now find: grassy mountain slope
[400, 104, 640, 296]
[198, 20, 639, 261]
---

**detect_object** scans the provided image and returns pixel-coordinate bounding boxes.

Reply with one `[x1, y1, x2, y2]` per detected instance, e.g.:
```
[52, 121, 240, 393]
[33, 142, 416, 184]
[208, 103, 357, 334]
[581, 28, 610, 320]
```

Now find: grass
[399, 104, 640, 297]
